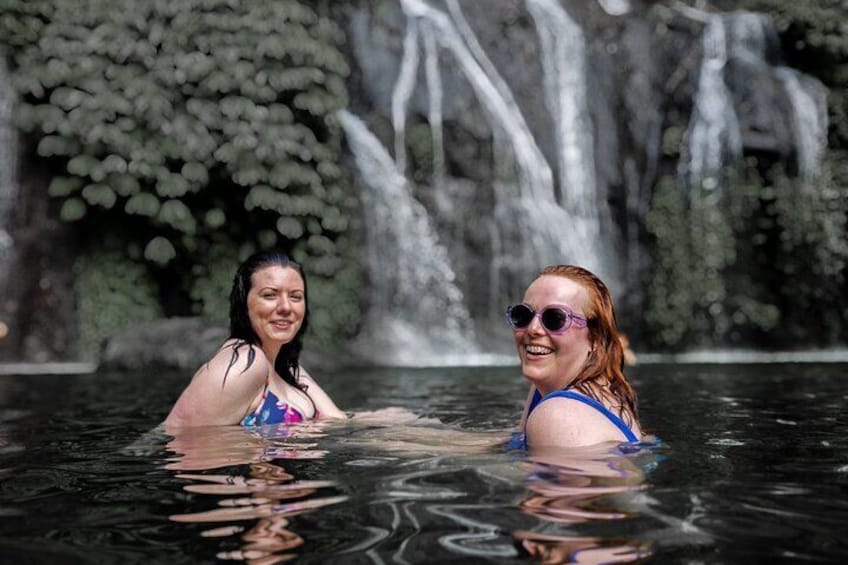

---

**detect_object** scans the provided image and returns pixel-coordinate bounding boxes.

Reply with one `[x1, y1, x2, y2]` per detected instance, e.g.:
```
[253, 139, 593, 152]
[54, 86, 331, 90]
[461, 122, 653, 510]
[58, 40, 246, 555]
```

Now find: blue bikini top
[509, 388, 638, 450]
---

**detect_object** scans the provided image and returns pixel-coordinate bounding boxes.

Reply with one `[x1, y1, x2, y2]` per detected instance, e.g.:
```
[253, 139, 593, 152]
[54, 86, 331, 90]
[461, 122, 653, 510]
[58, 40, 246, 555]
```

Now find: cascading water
[726, 11, 828, 179]
[680, 10, 828, 188]
[337, 109, 484, 366]
[776, 68, 828, 179]
[399, 0, 560, 289]
[391, 11, 419, 175]
[526, 0, 609, 265]
[395, 0, 610, 320]
[678, 13, 742, 193]
[0, 60, 17, 297]
[421, 22, 445, 187]
[341, 0, 619, 363]
[597, 0, 631, 16]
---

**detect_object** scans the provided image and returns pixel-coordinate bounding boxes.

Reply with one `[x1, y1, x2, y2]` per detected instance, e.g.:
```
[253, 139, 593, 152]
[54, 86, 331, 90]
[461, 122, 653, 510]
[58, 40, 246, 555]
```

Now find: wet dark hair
[227, 250, 309, 392]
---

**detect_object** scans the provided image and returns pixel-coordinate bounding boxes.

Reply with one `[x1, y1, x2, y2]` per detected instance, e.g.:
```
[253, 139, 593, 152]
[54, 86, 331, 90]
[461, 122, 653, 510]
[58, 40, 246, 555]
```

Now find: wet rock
[100, 317, 227, 371]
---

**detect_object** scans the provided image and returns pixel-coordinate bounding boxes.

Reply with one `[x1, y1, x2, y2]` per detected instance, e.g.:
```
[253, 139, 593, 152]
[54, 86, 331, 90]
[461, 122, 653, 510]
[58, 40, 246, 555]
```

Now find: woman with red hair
[506, 265, 642, 449]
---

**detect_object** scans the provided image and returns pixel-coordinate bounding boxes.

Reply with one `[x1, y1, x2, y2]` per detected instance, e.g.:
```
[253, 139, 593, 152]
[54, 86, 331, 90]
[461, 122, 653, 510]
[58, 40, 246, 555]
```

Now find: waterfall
[337, 109, 482, 366]
[400, 0, 609, 281]
[391, 14, 419, 174]
[682, 10, 828, 186]
[597, 0, 631, 16]
[339, 0, 619, 363]
[776, 68, 828, 179]
[726, 11, 769, 63]
[679, 14, 742, 193]
[0, 60, 17, 296]
[421, 22, 445, 187]
[400, 0, 553, 201]
[526, 0, 607, 261]
[725, 11, 828, 179]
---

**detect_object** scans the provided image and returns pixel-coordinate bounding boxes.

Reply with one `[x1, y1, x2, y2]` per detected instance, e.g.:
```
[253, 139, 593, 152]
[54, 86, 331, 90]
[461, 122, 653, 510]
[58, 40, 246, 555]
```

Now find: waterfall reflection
[164, 424, 346, 564]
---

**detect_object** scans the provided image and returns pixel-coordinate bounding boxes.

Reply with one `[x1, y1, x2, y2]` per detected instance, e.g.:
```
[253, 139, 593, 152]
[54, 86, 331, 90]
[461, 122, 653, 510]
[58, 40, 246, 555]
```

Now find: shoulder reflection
[512, 442, 657, 563]
[164, 423, 346, 564]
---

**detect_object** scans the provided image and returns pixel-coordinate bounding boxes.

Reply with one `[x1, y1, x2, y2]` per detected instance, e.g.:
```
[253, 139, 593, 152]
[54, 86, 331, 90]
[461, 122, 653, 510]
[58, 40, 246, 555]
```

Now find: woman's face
[247, 265, 306, 350]
[514, 275, 592, 394]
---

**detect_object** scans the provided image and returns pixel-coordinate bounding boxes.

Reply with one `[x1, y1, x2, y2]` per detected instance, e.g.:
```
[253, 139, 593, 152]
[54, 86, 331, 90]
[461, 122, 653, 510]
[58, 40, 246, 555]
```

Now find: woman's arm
[164, 341, 269, 428]
[298, 367, 347, 419]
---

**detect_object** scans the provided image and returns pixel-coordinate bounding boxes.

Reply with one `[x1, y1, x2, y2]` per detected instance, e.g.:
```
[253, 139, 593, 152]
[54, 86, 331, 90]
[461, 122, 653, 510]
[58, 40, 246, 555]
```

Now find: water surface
[1, 362, 847, 563]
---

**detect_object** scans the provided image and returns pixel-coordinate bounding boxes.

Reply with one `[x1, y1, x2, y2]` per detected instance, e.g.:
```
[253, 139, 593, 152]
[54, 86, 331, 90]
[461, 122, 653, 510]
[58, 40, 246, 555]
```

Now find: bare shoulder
[200, 339, 269, 390]
[165, 340, 271, 427]
[526, 396, 627, 448]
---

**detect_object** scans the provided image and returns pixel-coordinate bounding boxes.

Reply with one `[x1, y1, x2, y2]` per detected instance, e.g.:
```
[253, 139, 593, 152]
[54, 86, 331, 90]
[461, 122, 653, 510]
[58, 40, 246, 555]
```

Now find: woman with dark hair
[165, 251, 345, 427]
[507, 265, 642, 449]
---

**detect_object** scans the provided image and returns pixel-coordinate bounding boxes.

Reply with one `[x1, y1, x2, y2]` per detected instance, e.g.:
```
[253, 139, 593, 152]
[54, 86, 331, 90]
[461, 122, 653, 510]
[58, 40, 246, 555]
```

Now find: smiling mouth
[525, 344, 553, 356]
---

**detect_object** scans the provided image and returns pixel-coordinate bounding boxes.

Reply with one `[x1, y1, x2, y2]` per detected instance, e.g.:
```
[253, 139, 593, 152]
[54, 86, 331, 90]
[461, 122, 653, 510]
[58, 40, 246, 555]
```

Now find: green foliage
[0, 0, 362, 347]
[686, 181, 736, 342]
[408, 122, 434, 182]
[772, 153, 848, 342]
[645, 170, 770, 350]
[646, 157, 848, 349]
[303, 232, 362, 350]
[644, 176, 695, 348]
[75, 250, 163, 360]
[645, 2, 848, 350]
[661, 126, 685, 158]
[189, 243, 239, 324]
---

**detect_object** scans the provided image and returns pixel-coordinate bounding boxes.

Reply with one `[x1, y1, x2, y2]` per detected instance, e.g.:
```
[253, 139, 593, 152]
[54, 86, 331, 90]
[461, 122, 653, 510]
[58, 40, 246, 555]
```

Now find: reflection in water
[331, 424, 664, 563]
[519, 445, 647, 524]
[513, 531, 649, 564]
[164, 424, 347, 563]
[159, 418, 680, 563]
[512, 443, 656, 563]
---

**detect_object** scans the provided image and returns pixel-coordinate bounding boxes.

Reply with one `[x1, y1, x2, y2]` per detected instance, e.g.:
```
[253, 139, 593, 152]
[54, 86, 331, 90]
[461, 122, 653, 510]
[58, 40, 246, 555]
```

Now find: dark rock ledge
[100, 317, 228, 372]
[99, 316, 355, 373]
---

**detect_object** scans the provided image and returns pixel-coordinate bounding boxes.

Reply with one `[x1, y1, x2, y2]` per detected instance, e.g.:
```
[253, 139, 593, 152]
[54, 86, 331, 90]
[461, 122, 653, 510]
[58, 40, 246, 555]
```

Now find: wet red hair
[537, 265, 640, 427]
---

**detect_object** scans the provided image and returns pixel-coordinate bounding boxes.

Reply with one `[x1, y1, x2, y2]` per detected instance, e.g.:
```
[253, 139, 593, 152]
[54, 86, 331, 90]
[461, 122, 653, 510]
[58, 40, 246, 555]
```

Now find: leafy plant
[0, 0, 361, 349]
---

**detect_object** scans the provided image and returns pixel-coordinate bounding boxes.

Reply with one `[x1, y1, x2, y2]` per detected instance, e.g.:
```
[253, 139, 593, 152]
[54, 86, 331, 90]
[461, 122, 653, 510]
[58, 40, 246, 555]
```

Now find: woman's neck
[261, 342, 281, 366]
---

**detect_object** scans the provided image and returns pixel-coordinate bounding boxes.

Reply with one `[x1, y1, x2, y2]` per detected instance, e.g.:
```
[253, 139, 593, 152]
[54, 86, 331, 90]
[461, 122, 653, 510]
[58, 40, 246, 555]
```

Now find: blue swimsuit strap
[528, 388, 639, 443]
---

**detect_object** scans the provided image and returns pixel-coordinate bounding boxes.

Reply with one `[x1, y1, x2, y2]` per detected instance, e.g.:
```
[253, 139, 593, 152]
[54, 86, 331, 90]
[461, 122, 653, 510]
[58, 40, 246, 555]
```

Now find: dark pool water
[1, 362, 847, 564]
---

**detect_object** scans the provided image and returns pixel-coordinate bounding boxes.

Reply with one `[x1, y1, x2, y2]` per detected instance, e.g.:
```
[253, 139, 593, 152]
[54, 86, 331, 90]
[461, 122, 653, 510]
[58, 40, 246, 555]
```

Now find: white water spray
[337, 109, 477, 365]
[679, 14, 742, 192]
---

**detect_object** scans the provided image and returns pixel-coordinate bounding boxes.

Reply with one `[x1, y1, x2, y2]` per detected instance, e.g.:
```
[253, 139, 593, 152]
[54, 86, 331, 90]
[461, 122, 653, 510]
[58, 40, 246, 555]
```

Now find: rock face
[332, 0, 828, 360]
[100, 317, 227, 372]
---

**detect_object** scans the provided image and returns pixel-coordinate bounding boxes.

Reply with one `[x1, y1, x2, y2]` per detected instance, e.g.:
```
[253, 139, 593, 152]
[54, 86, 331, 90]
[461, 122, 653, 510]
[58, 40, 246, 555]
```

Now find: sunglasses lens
[541, 308, 568, 332]
[508, 305, 534, 328]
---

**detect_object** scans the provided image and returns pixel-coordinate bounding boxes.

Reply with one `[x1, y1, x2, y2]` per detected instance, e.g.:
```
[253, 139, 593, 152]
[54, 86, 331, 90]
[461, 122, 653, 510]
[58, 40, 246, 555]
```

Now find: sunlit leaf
[125, 192, 161, 217]
[144, 236, 176, 265]
[204, 208, 226, 228]
[158, 199, 196, 233]
[276, 217, 303, 239]
[60, 197, 87, 221]
[67, 154, 99, 177]
[81, 183, 117, 209]
[48, 176, 83, 197]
